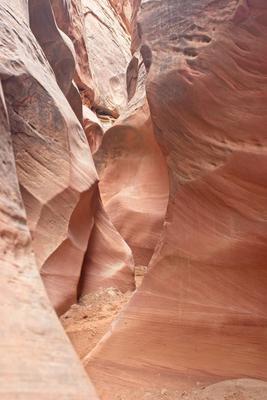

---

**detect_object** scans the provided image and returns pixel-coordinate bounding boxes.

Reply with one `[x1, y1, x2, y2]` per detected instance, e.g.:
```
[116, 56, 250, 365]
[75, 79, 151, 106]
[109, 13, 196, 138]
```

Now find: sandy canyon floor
[61, 267, 267, 400]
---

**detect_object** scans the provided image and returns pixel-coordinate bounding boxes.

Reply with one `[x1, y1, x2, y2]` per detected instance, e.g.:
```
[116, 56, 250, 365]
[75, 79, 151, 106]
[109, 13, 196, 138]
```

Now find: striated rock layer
[2, 0, 99, 315]
[94, 45, 169, 265]
[82, 0, 131, 117]
[50, 0, 95, 106]
[83, 105, 104, 154]
[80, 189, 135, 296]
[95, 98, 169, 265]
[1, 0, 135, 317]
[2, 0, 267, 398]
[108, 0, 132, 33]
[85, 0, 267, 398]
[0, 15, 98, 397]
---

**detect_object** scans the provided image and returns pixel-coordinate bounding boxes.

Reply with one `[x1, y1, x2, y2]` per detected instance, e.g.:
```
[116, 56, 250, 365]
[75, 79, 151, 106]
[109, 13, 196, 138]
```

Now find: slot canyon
[1, 0, 267, 399]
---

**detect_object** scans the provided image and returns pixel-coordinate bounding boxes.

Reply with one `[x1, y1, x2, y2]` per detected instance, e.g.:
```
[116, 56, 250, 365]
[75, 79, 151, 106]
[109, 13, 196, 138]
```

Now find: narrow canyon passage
[0, 1, 267, 400]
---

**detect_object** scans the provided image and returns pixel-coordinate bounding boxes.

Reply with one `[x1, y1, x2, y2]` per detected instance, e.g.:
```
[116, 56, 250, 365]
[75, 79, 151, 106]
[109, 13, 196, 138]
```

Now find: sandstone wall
[0, 3, 98, 396]
[84, 1, 267, 398]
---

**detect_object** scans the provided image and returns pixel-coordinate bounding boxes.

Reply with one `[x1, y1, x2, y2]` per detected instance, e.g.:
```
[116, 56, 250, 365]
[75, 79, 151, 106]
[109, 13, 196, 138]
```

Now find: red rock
[82, 0, 131, 117]
[2, 0, 267, 398]
[50, 0, 95, 106]
[80, 190, 135, 296]
[95, 98, 169, 265]
[0, 45, 98, 400]
[50, 0, 72, 33]
[94, 47, 168, 265]
[83, 105, 104, 154]
[108, 0, 132, 33]
[2, 0, 98, 314]
[30, 0, 76, 97]
[3, 0, 135, 316]
[85, 0, 267, 397]
[129, 0, 141, 54]
[30, 0, 85, 124]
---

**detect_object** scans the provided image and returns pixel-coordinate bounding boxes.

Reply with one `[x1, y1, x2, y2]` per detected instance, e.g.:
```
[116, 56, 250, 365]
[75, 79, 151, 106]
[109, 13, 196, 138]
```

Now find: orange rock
[85, 0, 267, 397]
[95, 99, 169, 265]
[4, 0, 99, 315]
[94, 50, 168, 265]
[0, 62, 98, 400]
[82, 0, 131, 117]
[50, 0, 95, 106]
[3, 0, 135, 316]
[108, 0, 132, 33]
[83, 105, 104, 154]
[80, 189, 135, 296]
[129, 0, 141, 54]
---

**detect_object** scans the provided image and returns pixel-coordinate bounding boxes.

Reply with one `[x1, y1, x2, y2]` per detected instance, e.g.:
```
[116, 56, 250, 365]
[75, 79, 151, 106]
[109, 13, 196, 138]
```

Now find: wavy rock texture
[95, 99, 169, 265]
[93, 44, 168, 265]
[2, 0, 99, 315]
[108, 0, 132, 32]
[80, 190, 135, 296]
[29, 0, 76, 97]
[2, 0, 267, 398]
[2, 0, 135, 317]
[0, 53, 98, 400]
[83, 105, 104, 154]
[50, 0, 95, 106]
[82, 0, 131, 117]
[84, 0, 267, 398]
[30, 0, 85, 124]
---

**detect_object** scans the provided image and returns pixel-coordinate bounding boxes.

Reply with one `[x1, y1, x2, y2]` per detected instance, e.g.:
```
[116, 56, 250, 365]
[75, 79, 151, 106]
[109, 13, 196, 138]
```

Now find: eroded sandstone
[84, 0, 267, 398]
[82, 0, 131, 117]
[1, 0, 267, 399]
[95, 99, 169, 265]
[1, 0, 99, 314]
[0, 12, 98, 395]
[2, 0, 135, 318]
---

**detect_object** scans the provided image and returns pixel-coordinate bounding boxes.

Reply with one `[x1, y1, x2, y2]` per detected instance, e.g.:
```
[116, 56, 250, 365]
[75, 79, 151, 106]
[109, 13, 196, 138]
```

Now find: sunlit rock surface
[83, 105, 104, 154]
[2, 0, 98, 314]
[95, 99, 169, 265]
[0, 4, 98, 395]
[80, 190, 135, 296]
[93, 44, 169, 265]
[1, 0, 135, 317]
[1, 0, 267, 399]
[85, 1, 267, 398]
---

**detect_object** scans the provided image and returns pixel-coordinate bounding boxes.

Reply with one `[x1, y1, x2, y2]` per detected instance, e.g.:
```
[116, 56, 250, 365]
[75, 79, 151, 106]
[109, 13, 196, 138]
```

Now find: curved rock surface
[95, 99, 169, 265]
[29, 0, 76, 97]
[50, 0, 95, 106]
[2, 0, 135, 317]
[80, 190, 135, 296]
[94, 46, 168, 265]
[2, 0, 99, 315]
[83, 105, 104, 154]
[82, 0, 131, 117]
[84, 0, 267, 398]
[0, 38, 98, 400]
[108, 0, 132, 33]
[129, 0, 141, 54]
[2, 0, 267, 398]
